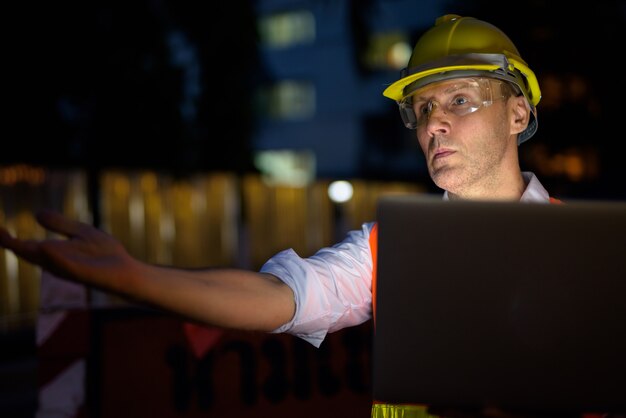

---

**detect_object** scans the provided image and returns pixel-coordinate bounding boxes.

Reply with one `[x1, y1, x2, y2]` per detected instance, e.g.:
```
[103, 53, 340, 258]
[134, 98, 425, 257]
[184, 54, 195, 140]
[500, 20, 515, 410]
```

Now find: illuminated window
[363, 31, 412, 71]
[256, 80, 316, 120]
[254, 150, 316, 187]
[258, 10, 316, 49]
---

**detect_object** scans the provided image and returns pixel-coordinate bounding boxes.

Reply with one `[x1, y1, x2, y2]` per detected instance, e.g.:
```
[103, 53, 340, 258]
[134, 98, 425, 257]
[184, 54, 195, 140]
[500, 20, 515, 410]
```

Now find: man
[0, 14, 563, 417]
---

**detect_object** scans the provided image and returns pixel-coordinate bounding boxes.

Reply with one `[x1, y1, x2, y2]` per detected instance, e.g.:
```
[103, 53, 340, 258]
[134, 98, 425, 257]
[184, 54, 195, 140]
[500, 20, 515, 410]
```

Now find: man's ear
[510, 96, 531, 135]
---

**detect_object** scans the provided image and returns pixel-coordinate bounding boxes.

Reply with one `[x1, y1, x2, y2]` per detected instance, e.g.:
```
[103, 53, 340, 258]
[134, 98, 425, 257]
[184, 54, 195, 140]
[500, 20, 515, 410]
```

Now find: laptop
[372, 194, 626, 416]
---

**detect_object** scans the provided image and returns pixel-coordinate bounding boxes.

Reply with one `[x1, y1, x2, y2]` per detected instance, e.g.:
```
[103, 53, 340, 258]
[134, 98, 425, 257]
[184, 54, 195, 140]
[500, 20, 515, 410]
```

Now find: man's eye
[453, 96, 469, 106]
[413, 102, 428, 115]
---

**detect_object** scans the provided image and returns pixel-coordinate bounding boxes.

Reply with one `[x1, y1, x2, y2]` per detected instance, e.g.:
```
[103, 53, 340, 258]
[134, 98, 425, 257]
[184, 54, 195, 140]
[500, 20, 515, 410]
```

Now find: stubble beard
[427, 128, 510, 199]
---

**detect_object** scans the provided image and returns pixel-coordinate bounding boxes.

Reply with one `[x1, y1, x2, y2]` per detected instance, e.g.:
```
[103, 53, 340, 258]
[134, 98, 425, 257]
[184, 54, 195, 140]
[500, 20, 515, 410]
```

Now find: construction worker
[1, 14, 570, 418]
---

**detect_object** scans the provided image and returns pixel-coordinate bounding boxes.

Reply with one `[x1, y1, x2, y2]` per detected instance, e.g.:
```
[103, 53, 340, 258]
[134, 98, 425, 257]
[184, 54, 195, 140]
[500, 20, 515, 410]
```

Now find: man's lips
[433, 148, 455, 160]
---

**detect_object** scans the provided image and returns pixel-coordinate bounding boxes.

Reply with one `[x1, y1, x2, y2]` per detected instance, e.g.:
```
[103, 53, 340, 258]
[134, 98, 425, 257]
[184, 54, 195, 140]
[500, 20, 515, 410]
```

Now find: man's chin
[430, 167, 459, 191]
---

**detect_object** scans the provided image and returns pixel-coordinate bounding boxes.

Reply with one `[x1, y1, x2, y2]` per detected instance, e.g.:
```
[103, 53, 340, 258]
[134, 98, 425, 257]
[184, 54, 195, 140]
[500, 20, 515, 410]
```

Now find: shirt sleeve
[260, 221, 376, 347]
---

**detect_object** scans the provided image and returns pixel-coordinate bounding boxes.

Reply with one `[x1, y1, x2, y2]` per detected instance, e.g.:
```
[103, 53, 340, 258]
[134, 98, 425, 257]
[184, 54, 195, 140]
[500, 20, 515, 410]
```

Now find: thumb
[36, 209, 87, 238]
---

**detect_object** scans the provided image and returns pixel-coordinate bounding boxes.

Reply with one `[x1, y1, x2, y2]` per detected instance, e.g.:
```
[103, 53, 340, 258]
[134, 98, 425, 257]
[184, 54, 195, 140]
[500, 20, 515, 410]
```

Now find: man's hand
[0, 209, 138, 291]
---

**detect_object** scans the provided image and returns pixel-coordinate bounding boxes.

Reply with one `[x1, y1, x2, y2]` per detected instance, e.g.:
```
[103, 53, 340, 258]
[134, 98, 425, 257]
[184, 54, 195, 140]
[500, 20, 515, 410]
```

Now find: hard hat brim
[383, 64, 501, 100]
[382, 53, 541, 108]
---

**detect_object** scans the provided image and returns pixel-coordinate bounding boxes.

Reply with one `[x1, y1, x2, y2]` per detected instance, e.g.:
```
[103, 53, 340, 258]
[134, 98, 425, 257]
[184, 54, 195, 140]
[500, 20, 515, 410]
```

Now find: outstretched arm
[0, 209, 295, 332]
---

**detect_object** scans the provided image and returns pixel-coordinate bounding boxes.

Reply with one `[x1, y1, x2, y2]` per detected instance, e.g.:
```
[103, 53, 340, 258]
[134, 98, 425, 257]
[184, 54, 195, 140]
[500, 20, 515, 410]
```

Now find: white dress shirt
[261, 172, 552, 347]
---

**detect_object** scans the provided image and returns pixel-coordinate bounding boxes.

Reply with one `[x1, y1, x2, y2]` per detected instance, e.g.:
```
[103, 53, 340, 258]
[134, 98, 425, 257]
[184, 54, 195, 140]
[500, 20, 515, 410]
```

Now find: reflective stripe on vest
[371, 402, 437, 418]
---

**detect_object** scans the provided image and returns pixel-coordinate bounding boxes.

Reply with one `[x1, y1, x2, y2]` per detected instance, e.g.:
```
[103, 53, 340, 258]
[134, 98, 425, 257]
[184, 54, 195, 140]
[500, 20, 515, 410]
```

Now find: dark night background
[7, 1, 260, 175]
[2, 2, 626, 417]
[4, 0, 626, 201]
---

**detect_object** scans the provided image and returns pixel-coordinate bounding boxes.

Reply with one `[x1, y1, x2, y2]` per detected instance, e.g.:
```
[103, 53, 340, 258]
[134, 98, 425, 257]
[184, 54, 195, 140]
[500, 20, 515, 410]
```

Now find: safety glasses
[398, 77, 508, 129]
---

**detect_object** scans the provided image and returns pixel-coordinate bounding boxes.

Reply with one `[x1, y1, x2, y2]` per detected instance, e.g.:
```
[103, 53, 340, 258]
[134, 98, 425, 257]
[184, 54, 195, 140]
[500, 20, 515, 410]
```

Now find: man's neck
[446, 169, 526, 201]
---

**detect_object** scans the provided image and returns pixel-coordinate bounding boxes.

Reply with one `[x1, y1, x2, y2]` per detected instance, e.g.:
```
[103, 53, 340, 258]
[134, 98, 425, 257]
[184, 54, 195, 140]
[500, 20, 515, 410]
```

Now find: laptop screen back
[372, 195, 626, 415]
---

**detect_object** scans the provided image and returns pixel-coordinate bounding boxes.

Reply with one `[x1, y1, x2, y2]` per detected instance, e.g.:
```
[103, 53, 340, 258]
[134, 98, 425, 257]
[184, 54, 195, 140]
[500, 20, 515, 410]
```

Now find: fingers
[0, 228, 45, 265]
[0, 210, 82, 246]
[1, 210, 96, 272]
[35, 209, 87, 238]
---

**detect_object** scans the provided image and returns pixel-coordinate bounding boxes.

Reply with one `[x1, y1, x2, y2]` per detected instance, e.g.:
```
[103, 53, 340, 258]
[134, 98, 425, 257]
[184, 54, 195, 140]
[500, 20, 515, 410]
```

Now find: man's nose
[423, 100, 450, 136]
[423, 101, 449, 127]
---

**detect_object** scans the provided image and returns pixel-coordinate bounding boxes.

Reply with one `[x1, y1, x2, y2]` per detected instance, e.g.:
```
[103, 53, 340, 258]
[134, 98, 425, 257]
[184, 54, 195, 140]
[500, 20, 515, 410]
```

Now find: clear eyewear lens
[399, 78, 506, 129]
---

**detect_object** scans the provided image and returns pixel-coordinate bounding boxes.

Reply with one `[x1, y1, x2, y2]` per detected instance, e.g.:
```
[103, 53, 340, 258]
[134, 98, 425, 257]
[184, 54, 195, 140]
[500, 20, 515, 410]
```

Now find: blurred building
[251, 0, 442, 182]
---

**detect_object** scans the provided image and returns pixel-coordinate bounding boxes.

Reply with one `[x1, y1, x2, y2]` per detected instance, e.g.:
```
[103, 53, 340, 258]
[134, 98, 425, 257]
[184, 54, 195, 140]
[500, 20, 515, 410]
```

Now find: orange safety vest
[367, 197, 601, 418]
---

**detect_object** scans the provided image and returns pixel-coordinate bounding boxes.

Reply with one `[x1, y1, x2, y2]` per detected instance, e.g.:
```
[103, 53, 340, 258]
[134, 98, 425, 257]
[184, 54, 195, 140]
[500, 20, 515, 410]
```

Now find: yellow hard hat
[383, 14, 542, 143]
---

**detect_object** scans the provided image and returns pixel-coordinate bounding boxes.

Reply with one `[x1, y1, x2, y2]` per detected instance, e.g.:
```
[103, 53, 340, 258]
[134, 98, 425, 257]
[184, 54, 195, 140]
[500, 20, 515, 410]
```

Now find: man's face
[410, 77, 518, 199]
